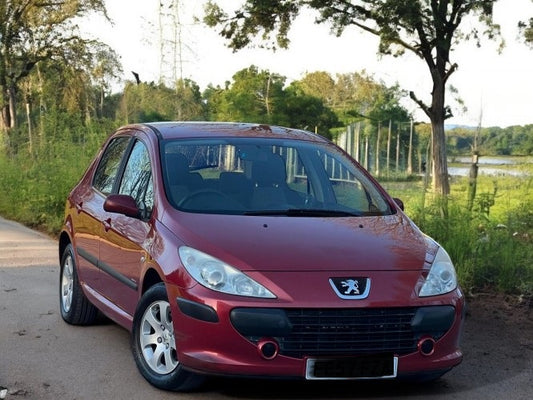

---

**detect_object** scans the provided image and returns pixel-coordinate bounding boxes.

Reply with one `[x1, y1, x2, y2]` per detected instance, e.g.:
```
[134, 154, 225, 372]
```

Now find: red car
[59, 122, 464, 391]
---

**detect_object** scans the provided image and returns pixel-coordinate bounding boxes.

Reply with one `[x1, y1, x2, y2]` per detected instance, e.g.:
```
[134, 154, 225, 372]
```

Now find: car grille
[278, 308, 418, 358]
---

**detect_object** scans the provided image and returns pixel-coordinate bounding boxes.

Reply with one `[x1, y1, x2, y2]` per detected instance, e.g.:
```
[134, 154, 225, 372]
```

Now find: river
[447, 156, 532, 177]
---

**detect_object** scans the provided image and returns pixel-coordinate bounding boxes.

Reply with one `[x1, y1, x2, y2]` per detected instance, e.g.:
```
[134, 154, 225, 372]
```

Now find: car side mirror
[393, 198, 404, 211]
[104, 194, 140, 218]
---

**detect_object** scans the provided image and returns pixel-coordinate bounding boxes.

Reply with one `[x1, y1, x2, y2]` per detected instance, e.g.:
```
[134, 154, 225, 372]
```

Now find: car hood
[164, 212, 428, 272]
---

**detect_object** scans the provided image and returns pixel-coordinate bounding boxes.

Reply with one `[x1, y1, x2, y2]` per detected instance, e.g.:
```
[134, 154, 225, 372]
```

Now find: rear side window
[93, 137, 130, 195]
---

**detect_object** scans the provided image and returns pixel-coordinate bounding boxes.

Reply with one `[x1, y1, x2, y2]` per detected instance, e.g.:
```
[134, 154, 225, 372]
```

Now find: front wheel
[131, 283, 204, 391]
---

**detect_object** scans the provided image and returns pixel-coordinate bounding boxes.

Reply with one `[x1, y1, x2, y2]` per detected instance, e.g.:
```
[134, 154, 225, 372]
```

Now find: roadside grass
[0, 136, 104, 234]
[381, 170, 533, 297]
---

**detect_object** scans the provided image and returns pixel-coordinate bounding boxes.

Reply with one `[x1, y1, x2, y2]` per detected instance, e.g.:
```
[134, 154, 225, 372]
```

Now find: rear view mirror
[393, 198, 404, 211]
[104, 194, 140, 218]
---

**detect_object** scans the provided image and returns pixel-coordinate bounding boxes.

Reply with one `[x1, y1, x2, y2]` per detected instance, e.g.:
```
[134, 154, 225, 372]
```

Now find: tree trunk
[467, 153, 479, 211]
[1, 86, 16, 131]
[1, 84, 17, 153]
[395, 131, 400, 173]
[25, 100, 33, 156]
[8, 85, 16, 130]
[354, 122, 360, 162]
[364, 135, 369, 171]
[431, 120, 449, 196]
[37, 64, 45, 147]
[386, 119, 391, 176]
[1, 103, 10, 131]
[375, 121, 381, 176]
[407, 119, 413, 175]
[429, 76, 450, 196]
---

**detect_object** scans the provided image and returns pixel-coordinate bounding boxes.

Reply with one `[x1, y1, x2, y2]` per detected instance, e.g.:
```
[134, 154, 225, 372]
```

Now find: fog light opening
[418, 337, 436, 356]
[257, 338, 279, 360]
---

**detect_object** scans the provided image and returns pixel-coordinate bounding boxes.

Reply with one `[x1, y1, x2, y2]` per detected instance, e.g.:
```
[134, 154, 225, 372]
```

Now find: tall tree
[0, 0, 114, 142]
[204, 0, 500, 196]
[206, 65, 286, 123]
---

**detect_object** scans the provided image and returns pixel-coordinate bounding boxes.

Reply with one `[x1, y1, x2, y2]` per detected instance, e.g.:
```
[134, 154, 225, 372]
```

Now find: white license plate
[305, 355, 398, 380]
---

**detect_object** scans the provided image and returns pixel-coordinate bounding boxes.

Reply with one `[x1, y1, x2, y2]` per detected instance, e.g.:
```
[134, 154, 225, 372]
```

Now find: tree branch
[409, 91, 431, 118]
[443, 62, 458, 84]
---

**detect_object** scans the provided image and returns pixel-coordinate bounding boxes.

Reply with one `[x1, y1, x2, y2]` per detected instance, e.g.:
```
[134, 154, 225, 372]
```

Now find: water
[447, 156, 531, 177]
[448, 166, 527, 177]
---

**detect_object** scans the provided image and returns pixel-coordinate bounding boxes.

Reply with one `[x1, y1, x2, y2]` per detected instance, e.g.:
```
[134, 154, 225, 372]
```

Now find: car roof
[121, 121, 330, 143]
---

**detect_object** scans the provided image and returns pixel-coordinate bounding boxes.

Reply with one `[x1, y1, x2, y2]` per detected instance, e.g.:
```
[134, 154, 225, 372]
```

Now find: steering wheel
[178, 189, 242, 210]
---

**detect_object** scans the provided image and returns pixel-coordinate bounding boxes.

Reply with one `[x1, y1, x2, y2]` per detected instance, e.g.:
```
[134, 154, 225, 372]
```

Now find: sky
[81, 0, 533, 128]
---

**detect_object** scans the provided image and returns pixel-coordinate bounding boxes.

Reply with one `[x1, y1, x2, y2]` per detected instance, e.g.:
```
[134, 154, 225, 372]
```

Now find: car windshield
[161, 138, 393, 216]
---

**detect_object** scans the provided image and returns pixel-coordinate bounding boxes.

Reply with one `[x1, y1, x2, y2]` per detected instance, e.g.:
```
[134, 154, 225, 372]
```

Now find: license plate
[305, 354, 398, 380]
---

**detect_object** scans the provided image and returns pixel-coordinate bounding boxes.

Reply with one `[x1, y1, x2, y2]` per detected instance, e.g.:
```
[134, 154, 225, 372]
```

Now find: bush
[409, 196, 532, 296]
[0, 122, 110, 234]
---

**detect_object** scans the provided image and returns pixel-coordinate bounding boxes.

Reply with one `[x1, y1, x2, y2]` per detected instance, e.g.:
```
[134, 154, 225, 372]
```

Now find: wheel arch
[58, 231, 72, 263]
[142, 267, 164, 295]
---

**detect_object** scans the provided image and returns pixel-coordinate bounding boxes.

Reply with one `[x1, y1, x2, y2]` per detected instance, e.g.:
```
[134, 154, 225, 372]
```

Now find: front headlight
[419, 246, 458, 297]
[178, 246, 276, 298]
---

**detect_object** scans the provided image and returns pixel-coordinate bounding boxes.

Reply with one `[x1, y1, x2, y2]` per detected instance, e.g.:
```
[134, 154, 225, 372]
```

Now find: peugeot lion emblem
[329, 277, 371, 299]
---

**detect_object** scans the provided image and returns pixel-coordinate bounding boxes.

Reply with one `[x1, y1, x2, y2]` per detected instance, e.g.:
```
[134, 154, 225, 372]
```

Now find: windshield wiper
[244, 208, 362, 217]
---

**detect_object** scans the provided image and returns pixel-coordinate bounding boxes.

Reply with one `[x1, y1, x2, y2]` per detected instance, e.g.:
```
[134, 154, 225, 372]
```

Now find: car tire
[131, 283, 205, 391]
[59, 243, 98, 325]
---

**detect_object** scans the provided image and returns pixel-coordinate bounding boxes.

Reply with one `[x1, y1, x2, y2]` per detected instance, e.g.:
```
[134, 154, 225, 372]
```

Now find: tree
[204, 65, 286, 122]
[0, 0, 116, 145]
[204, 0, 500, 196]
[295, 71, 336, 107]
[118, 79, 206, 124]
[282, 83, 339, 135]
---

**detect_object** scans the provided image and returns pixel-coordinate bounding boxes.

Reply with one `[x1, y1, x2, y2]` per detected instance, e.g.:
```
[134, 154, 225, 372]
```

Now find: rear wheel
[59, 243, 97, 325]
[131, 283, 205, 391]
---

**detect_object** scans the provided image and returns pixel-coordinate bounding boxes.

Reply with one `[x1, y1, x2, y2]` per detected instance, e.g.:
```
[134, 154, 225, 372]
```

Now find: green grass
[0, 137, 104, 234]
[380, 169, 533, 296]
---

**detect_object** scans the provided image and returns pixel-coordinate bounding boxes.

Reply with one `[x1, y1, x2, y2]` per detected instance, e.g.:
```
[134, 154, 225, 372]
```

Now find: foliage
[448, 125, 533, 156]
[382, 172, 533, 296]
[0, 0, 120, 143]
[118, 79, 206, 124]
[519, 1, 533, 47]
[203, 65, 340, 134]
[0, 117, 111, 232]
[414, 198, 533, 296]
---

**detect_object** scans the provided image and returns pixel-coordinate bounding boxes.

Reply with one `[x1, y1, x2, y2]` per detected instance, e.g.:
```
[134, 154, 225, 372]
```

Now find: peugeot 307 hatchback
[59, 122, 465, 391]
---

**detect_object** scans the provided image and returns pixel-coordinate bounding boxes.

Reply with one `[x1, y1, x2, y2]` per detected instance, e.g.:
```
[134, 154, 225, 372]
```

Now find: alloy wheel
[61, 254, 74, 313]
[139, 300, 179, 374]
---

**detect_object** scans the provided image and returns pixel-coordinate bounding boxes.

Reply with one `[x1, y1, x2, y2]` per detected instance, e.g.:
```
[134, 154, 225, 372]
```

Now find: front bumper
[168, 284, 465, 380]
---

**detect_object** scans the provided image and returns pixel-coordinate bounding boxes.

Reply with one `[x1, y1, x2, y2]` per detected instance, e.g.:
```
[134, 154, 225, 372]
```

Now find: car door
[98, 139, 154, 316]
[73, 136, 132, 293]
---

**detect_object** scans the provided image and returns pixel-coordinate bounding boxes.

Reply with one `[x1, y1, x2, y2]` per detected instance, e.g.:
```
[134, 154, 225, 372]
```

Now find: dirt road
[0, 216, 531, 399]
